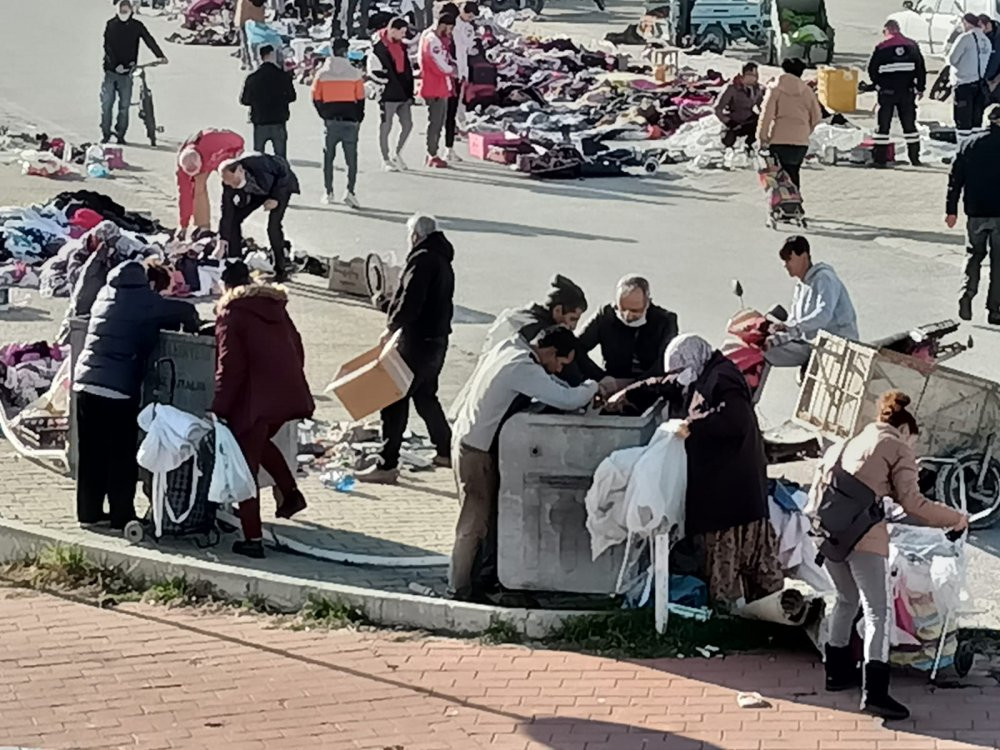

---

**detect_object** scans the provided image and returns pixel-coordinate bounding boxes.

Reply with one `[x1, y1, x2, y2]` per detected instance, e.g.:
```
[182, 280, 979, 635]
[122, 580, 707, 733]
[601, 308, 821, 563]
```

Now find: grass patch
[298, 594, 369, 629]
[544, 608, 808, 659]
[144, 576, 217, 606]
[481, 618, 523, 646]
[1, 544, 143, 607]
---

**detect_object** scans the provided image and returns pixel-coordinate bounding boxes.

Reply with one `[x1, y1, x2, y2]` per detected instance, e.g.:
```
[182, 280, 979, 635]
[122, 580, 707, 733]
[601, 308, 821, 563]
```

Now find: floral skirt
[703, 518, 784, 610]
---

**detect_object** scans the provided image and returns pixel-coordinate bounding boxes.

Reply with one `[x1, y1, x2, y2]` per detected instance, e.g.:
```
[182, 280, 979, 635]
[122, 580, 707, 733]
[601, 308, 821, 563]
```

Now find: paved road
[0, 0, 998, 619]
[2, 586, 998, 750]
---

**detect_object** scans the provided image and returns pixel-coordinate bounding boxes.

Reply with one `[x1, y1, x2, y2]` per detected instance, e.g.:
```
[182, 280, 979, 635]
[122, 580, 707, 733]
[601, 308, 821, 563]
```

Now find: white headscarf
[665, 334, 714, 387]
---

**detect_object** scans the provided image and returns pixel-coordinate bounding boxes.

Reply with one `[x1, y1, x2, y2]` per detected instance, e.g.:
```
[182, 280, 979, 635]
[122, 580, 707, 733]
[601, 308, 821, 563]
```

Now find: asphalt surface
[0, 0, 997, 625]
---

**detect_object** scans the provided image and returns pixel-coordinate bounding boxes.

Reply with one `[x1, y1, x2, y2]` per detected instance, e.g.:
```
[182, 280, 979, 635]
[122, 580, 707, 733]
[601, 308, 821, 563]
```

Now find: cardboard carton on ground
[325, 331, 413, 421]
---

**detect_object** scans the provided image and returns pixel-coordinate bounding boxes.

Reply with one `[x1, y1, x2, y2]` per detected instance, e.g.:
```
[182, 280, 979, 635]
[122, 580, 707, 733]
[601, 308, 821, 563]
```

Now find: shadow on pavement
[806, 218, 963, 246]
[0, 307, 53, 322]
[524, 717, 727, 749]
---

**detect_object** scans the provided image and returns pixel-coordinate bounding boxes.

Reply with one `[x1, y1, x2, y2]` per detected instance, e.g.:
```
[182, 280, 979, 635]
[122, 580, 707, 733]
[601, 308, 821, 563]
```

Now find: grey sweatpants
[425, 98, 448, 157]
[379, 100, 413, 161]
[826, 551, 892, 664]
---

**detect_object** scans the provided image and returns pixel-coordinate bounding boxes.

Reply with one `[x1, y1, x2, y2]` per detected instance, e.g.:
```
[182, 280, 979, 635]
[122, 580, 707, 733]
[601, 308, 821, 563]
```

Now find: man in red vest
[418, 13, 457, 168]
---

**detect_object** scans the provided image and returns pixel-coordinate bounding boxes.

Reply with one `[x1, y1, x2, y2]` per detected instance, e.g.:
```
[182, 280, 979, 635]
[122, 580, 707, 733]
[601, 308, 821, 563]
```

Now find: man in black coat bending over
[359, 213, 455, 484]
[218, 154, 301, 282]
[577, 274, 680, 389]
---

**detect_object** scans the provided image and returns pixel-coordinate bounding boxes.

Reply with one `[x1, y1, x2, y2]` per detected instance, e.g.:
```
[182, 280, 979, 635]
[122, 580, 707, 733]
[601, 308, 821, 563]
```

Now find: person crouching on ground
[312, 37, 365, 209]
[810, 390, 968, 721]
[176, 128, 245, 238]
[715, 62, 763, 155]
[73, 261, 200, 530]
[212, 260, 315, 559]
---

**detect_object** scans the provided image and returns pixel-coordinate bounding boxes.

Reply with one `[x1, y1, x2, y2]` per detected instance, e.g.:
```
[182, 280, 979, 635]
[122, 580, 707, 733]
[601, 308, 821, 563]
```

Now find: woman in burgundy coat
[212, 261, 315, 558]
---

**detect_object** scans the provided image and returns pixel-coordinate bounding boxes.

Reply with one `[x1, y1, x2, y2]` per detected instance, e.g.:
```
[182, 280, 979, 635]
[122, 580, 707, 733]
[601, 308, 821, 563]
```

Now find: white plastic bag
[622, 420, 687, 538]
[208, 416, 257, 506]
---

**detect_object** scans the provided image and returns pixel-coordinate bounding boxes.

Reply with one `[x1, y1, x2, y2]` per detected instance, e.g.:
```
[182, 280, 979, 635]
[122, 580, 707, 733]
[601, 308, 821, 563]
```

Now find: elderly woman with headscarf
[176, 129, 245, 237]
[608, 333, 782, 609]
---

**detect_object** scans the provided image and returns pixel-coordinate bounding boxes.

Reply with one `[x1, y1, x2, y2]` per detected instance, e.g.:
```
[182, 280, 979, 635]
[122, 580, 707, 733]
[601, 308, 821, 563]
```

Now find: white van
[888, 0, 999, 57]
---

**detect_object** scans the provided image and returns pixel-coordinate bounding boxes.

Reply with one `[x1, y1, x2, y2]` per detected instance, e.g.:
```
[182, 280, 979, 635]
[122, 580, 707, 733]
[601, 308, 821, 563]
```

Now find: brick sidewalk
[1, 586, 997, 750]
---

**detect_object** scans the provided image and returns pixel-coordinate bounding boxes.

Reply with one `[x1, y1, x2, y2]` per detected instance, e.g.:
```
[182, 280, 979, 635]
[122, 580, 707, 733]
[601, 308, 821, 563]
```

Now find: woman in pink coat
[176, 128, 245, 236]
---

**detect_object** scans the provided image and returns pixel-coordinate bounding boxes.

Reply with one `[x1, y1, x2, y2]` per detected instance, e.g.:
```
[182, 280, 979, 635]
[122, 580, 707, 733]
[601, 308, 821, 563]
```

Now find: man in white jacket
[444, 2, 479, 162]
[949, 13, 994, 142]
[448, 326, 600, 601]
[766, 235, 859, 368]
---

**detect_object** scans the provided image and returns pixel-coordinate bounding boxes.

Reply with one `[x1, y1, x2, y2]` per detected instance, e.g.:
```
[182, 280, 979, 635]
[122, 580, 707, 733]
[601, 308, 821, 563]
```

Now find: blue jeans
[253, 123, 288, 158]
[323, 120, 359, 194]
[100, 71, 133, 140]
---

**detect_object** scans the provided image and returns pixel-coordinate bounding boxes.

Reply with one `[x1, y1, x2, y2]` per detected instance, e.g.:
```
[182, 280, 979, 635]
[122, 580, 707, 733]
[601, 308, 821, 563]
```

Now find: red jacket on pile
[211, 283, 314, 435]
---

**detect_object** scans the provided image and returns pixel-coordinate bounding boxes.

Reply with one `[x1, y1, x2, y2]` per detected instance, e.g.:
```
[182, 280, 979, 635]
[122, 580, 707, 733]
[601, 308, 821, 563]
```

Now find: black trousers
[445, 82, 463, 149]
[224, 194, 290, 274]
[874, 90, 919, 164]
[379, 340, 452, 469]
[721, 116, 757, 149]
[769, 144, 808, 188]
[75, 391, 140, 527]
[954, 82, 987, 138]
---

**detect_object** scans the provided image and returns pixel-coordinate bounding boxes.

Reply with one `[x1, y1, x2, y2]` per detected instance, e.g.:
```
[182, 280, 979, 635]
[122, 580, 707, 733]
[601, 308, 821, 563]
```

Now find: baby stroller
[757, 151, 807, 230]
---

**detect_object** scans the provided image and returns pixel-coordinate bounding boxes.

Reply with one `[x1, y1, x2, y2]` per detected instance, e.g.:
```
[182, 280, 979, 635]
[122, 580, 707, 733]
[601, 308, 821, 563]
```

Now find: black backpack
[813, 442, 885, 564]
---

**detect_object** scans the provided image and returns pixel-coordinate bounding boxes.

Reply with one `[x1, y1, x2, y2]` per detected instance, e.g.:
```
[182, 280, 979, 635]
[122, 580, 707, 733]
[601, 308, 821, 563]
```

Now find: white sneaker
[321, 191, 334, 205]
[343, 192, 361, 210]
[393, 153, 409, 171]
[382, 159, 398, 172]
[445, 148, 463, 163]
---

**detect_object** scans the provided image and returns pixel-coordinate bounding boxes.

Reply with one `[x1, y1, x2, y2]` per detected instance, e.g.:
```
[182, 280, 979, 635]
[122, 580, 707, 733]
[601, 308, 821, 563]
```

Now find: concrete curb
[0, 520, 600, 639]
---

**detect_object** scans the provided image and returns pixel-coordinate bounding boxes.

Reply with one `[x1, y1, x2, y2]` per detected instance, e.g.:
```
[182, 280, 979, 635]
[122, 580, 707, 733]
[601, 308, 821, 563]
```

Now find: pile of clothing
[0, 341, 68, 411]
[166, 0, 238, 45]
[465, 25, 728, 178]
[0, 192, 162, 297]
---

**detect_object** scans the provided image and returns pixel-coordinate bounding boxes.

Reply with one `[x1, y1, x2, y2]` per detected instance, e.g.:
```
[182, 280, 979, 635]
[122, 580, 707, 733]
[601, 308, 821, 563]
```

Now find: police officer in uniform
[868, 19, 927, 166]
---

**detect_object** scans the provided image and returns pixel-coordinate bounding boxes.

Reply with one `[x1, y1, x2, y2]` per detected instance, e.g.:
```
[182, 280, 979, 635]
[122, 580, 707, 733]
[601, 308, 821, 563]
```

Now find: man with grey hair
[359, 214, 456, 484]
[576, 274, 679, 385]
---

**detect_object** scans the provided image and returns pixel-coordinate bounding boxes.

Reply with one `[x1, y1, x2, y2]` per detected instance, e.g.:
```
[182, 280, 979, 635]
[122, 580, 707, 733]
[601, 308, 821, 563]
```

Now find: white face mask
[118, 10, 132, 21]
[233, 175, 247, 190]
[617, 310, 647, 328]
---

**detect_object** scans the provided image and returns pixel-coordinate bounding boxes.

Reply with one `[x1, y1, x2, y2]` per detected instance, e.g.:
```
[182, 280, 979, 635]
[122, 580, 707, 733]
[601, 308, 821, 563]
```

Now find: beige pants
[448, 443, 498, 598]
[193, 172, 211, 229]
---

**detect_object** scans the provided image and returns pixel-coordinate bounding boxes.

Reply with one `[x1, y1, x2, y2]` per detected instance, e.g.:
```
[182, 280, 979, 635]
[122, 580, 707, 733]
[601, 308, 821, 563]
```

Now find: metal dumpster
[68, 321, 295, 483]
[497, 404, 661, 594]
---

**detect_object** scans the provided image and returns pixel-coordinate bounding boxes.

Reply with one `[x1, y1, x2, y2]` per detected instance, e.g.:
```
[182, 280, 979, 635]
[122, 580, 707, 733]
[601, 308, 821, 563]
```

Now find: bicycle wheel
[935, 450, 1000, 530]
[141, 90, 157, 147]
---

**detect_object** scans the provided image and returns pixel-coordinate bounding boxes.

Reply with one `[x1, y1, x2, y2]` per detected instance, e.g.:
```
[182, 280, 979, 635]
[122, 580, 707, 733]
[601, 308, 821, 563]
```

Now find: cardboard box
[468, 131, 522, 160]
[325, 332, 413, 421]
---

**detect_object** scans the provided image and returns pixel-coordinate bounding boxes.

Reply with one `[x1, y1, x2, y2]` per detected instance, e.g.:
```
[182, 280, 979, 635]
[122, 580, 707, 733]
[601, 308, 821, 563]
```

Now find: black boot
[907, 142, 922, 166]
[862, 661, 910, 721]
[959, 295, 974, 321]
[824, 644, 861, 692]
[872, 144, 891, 168]
[232, 539, 265, 559]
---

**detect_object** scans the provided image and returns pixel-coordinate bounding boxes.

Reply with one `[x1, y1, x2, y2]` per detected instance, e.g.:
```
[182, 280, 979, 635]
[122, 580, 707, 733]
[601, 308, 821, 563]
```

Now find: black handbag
[813, 443, 884, 564]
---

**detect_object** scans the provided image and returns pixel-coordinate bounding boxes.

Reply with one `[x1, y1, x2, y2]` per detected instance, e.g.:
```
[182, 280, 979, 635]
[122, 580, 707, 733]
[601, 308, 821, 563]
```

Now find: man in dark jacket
[359, 214, 455, 484]
[576, 275, 679, 388]
[218, 153, 301, 282]
[868, 20, 927, 166]
[212, 261, 315, 558]
[947, 106, 1000, 325]
[715, 63, 763, 152]
[72, 261, 199, 529]
[101, 0, 167, 144]
[240, 44, 297, 157]
[312, 38, 366, 208]
[368, 18, 416, 171]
